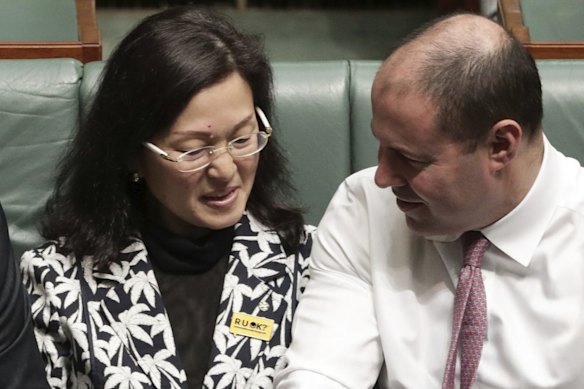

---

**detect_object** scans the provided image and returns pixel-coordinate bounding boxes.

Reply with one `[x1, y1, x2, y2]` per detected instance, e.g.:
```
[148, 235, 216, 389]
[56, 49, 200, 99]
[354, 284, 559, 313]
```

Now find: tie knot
[462, 231, 490, 268]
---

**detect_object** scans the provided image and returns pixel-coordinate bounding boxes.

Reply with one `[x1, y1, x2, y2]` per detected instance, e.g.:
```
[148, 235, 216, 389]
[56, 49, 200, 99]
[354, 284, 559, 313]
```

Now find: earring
[132, 172, 141, 183]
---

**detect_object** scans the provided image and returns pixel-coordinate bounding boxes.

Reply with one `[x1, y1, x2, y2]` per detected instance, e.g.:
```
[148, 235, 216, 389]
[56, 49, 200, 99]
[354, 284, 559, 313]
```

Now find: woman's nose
[206, 150, 237, 181]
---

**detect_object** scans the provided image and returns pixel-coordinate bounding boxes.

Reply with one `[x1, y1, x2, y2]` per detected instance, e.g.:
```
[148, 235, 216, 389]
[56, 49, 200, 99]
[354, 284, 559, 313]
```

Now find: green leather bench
[1, 58, 584, 258]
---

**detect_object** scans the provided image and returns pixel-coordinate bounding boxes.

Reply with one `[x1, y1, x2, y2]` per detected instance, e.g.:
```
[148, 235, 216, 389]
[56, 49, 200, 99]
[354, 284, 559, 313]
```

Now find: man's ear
[487, 119, 522, 172]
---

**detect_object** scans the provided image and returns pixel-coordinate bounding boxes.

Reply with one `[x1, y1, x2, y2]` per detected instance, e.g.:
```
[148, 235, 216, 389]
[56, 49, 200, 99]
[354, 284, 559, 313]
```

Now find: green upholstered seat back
[1, 58, 584, 257]
[537, 60, 584, 161]
[271, 61, 351, 224]
[350, 60, 380, 172]
[0, 59, 82, 258]
[347, 59, 584, 168]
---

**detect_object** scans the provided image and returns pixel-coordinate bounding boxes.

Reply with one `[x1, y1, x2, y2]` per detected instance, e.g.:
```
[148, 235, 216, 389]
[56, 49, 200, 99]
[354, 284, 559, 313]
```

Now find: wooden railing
[498, 0, 584, 59]
[0, 0, 101, 63]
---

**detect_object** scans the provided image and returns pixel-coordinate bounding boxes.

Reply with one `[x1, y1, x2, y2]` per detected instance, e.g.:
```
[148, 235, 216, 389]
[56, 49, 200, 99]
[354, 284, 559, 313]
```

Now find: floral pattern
[21, 213, 315, 389]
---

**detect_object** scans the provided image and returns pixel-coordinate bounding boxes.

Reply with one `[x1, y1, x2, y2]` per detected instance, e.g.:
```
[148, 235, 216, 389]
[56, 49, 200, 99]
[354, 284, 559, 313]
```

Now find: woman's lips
[202, 188, 239, 208]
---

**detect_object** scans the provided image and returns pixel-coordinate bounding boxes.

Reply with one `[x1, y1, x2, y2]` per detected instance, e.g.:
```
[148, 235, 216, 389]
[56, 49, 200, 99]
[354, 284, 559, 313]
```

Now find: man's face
[371, 89, 494, 236]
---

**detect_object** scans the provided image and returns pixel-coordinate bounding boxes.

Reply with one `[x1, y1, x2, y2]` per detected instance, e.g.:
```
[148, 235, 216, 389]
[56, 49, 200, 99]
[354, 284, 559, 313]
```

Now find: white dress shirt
[275, 139, 584, 389]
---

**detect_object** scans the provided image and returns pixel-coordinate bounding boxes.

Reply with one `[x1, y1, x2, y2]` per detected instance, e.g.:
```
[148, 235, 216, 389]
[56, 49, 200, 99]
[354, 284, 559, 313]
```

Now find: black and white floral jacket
[20, 213, 315, 389]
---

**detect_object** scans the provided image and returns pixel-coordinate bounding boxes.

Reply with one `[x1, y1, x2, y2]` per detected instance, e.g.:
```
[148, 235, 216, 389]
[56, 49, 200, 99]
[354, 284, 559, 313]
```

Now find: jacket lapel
[91, 240, 186, 389]
[205, 213, 296, 385]
[83, 215, 297, 387]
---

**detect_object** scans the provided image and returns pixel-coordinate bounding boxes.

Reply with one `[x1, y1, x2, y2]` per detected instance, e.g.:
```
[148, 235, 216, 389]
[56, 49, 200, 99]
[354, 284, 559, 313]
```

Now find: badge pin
[230, 312, 274, 341]
[258, 301, 270, 311]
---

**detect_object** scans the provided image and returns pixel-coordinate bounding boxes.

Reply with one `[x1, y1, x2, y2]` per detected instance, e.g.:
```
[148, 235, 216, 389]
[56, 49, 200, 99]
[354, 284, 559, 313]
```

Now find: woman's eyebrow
[231, 111, 256, 132]
[171, 111, 256, 140]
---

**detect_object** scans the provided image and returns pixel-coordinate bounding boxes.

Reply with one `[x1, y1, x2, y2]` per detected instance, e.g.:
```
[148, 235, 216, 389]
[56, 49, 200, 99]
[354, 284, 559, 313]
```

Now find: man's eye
[403, 155, 429, 166]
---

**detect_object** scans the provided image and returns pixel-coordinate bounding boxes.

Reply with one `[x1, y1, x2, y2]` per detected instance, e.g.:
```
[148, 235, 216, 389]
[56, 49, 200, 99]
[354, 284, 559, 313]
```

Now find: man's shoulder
[345, 166, 377, 186]
[320, 166, 401, 230]
[340, 166, 396, 205]
[562, 160, 584, 215]
[551, 148, 584, 205]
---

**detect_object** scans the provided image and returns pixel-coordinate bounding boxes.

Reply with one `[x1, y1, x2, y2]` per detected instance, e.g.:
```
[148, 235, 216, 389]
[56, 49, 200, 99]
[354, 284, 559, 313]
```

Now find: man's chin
[405, 215, 440, 237]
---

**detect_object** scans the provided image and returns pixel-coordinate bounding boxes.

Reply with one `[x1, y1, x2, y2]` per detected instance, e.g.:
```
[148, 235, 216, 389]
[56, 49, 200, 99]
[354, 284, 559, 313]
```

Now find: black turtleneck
[141, 224, 234, 388]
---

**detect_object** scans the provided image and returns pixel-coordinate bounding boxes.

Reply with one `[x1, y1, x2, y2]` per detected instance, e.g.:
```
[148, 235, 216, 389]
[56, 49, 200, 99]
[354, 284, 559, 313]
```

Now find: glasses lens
[229, 132, 268, 158]
[177, 147, 212, 172]
[174, 132, 270, 172]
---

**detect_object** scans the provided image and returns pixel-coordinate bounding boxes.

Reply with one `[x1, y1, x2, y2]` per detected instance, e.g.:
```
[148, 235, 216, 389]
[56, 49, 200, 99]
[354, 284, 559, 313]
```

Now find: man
[275, 13, 584, 389]
[0, 203, 48, 388]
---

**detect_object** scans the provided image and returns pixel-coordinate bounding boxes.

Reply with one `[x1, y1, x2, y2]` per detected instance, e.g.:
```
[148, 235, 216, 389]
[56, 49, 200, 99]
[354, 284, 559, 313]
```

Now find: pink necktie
[442, 231, 490, 389]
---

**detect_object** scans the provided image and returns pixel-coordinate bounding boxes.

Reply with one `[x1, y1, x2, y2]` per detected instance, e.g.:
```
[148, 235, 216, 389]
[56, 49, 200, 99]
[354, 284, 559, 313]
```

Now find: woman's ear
[487, 119, 522, 173]
[127, 155, 144, 178]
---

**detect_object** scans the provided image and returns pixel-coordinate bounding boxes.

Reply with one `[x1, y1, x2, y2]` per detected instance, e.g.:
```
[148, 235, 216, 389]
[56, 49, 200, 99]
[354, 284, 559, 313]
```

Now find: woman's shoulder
[20, 235, 76, 269]
[244, 212, 316, 234]
[298, 224, 316, 261]
[20, 236, 146, 281]
[242, 212, 317, 249]
[302, 223, 317, 240]
[19, 238, 81, 290]
[21, 238, 75, 266]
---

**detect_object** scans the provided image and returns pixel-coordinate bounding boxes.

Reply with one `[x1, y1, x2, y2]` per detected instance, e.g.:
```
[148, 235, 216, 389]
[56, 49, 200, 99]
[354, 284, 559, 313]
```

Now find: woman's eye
[232, 135, 254, 147]
[177, 143, 206, 152]
[181, 148, 209, 161]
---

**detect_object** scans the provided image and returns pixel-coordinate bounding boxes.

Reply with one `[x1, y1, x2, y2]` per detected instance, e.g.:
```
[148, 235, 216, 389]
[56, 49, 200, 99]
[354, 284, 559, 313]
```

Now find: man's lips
[395, 195, 423, 204]
[392, 188, 421, 203]
[393, 189, 424, 212]
[395, 197, 424, 212]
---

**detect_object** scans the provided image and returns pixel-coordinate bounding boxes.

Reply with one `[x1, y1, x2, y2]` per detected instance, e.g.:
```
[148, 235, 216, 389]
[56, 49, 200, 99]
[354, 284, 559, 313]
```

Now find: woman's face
[138, 72, 261, 237]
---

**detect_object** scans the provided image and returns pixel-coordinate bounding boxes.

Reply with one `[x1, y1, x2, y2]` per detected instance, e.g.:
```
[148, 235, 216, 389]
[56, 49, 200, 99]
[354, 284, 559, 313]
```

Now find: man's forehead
[372, 73, 424, 104]
[374, 50, 425, 93]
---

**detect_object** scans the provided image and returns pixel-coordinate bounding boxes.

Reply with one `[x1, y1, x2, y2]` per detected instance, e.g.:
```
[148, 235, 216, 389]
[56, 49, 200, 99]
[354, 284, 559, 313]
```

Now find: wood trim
[497, 0, 530, 42]
[0, 0, 101, 63]
[235, 0, 248, 11]
[76, 0, 102, 62]
[498, 0, 584, 59]
[0, 42, 93, 61]
[524, 42, 584, 59]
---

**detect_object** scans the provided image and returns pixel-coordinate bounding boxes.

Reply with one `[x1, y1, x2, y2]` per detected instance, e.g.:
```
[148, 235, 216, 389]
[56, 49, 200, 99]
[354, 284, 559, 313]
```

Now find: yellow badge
[230, 312, 274, 341]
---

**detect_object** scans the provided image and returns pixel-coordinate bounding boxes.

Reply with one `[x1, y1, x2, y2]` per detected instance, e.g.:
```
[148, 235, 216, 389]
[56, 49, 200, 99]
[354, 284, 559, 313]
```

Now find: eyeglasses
[143, 107, 272, 173]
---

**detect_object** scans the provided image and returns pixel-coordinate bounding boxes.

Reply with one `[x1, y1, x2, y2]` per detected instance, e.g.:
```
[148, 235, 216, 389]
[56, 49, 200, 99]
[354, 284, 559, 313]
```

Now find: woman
[20, 6, 315, 389]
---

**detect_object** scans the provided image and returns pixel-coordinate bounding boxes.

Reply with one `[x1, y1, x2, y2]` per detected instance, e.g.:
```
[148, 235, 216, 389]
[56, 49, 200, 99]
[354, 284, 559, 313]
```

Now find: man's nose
[374, 149, 407, 188]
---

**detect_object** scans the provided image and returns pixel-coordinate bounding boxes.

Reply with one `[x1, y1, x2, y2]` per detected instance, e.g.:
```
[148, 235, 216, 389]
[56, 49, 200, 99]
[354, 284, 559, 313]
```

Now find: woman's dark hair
[42, 6, 305, 267]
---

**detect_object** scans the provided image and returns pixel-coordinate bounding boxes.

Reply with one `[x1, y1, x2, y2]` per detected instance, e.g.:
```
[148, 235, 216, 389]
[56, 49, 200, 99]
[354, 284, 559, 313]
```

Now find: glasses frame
[143, 106, 272, 173]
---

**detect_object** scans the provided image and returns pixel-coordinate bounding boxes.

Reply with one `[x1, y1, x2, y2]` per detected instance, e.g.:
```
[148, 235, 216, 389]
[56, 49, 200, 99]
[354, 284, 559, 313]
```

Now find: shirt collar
[481, 137, 561, 267]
